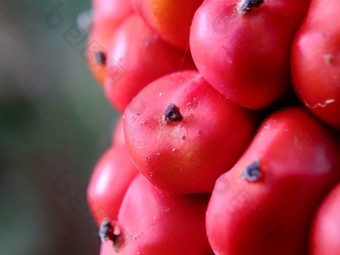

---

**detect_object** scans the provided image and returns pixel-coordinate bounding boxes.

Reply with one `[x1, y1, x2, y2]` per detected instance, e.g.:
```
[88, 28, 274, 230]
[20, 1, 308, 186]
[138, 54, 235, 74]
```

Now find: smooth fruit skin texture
[100, 174, 213, 255]
[131, 0, 203, 50]
[291, 0, 340, 129]
[100, 241, 115, 255]
[87, 145, 138, 225]
[104, 15, 196, 113]
[206, 107, 340, 255]
[92, 0, 133, 35]
[190, 0, 311, 109]
[310, 183, 340, 255]
[124, 70, 257, 194]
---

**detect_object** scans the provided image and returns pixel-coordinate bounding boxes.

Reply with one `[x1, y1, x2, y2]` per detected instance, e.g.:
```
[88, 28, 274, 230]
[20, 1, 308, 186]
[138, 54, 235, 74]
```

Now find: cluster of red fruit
[84, 0, 340, 254]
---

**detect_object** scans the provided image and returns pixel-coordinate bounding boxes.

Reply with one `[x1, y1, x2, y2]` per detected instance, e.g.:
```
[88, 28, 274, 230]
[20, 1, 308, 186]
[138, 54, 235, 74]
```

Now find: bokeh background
[0, 1, 118, 254]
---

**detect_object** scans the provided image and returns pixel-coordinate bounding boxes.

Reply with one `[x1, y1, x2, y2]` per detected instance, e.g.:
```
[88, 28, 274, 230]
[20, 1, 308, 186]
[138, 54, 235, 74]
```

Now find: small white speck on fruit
[304, 99, 336, 109]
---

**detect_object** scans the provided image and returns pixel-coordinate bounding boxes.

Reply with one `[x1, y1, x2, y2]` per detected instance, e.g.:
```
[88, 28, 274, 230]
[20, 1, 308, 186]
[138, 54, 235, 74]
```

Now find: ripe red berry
[291, 0, 340, 129]
[99, 174, 213, 255]
[190, 0, 311, 109]
[104, 15, 196, 112]
[86, 0, 133, 85]
[206, 107, 340, 255]
[124, 70, 257, 193]
[87, 144, 138, 225]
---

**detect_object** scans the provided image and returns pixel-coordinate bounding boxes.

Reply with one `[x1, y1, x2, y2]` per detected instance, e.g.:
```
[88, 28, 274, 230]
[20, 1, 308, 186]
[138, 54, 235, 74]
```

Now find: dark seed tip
[95, 51, 106, 65]
[98, 219, 123, 248]
[237, 0, 264, 14]
[98, 218, 114, 242]
[241, 160, 261, 182]
[163, 103, 183, 123]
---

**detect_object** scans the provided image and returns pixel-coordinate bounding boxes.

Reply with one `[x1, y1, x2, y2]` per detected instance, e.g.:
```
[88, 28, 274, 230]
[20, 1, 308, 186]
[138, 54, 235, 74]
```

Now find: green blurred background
[0, 1, 118, 254]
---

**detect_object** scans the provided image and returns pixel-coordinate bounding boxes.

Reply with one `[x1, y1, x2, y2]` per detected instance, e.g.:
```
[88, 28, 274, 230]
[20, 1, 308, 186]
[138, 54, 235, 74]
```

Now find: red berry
[87, 144, 138, 225]
[99, 174, 213, 255]
[190, 0, 311, 109]
[104, 15, 196, 112]
[206, 107, 340, 255]
[291, 0, 340, 129]
[124, 70, 257, 193]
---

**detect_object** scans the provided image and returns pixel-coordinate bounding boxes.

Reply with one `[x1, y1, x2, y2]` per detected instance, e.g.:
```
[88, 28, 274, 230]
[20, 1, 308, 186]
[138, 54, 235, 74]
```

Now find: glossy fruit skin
[100, 174, 213, 255]
[131, 0, 203, 50]
[124, 70, 257, 194]
[92, 0, 133, 35]
[190, 0, 311, 109]
[100, 241, 115, 255]
[87, 144, 138, 225]
[309, 183, 340, 255]
[291, 0, 340, 129]
[86, 0, 132, 85]
[206, 107, 340, 255]
[104, 15, 196, 113]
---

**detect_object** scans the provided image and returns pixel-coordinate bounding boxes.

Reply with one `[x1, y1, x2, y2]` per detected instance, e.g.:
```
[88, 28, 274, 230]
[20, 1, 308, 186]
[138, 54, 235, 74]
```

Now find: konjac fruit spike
[310, 183, 340, 255]
[99, 174, 213, 255]
[104, 15, 196, 113]
[124, 70, 257, 194]
[87, 144, 138, 225]
[190, 0, 311, 109]
[131, 0, 203, 50]
[206, 107, 340, 255]
[291, 0, 340, 129]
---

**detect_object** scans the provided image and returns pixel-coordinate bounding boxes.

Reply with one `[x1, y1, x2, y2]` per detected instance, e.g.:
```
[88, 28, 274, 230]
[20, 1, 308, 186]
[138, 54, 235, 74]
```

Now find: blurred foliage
[0, 1, 117, 254]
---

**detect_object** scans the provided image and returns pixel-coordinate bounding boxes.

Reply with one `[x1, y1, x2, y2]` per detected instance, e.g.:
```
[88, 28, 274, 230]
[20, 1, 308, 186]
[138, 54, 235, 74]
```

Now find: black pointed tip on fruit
[99, 219, 122, 245]
[98, 219, 123, 248]
[98, 218, 117, 242]
[95, 51, 106, 65]
[241, 160, 262, 182]
[99, 219, 114, 242]
[163, 103, 183, 123]
[237, 0, 264, 14]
